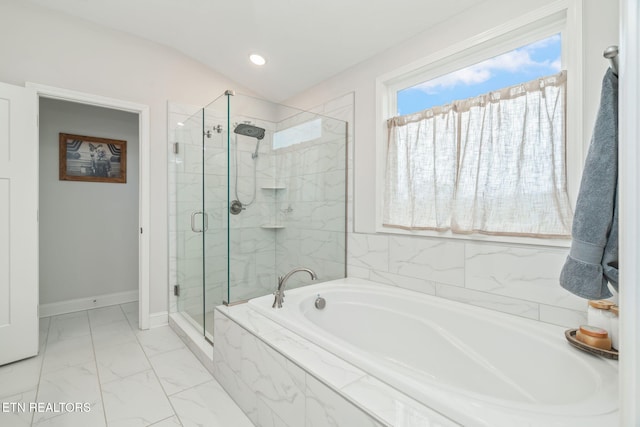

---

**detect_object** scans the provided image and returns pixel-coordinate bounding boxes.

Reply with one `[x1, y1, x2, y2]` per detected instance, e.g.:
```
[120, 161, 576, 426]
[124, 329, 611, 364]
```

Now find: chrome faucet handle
[272, 267, 316, 309]
[272, 289, 284, 308]
[276, 275, 285, 299]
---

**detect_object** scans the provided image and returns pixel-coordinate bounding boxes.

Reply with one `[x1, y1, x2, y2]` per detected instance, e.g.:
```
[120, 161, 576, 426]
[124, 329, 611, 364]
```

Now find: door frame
[27, 83, 151, 330]
[619, 0, 640, 422]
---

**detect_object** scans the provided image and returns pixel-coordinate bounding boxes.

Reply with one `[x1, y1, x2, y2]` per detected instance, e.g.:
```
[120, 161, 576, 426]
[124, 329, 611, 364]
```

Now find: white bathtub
[248, 278, 618, 427]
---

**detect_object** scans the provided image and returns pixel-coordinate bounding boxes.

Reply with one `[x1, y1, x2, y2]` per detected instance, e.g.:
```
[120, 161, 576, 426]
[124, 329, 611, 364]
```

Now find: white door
[0, 82, 38, 365]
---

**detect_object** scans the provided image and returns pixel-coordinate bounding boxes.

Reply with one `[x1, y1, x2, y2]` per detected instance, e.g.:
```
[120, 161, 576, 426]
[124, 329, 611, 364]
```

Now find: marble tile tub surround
[213, 304, 459, 427]
[347, 234, 591, 327]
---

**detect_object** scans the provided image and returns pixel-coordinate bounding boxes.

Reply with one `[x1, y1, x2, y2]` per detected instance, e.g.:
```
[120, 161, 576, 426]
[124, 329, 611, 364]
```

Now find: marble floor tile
[88, 306, 128, 328]
[120, 302, 139, 329]
[101, 370, 175, 427]
[0, 388, 36, 427]
[31, 403, 106, 427]
[33, 362, 102, 424]
[95, 340, 151, 384]
[91, 320, 137, 351]
[41, 334, 94, 374]
[47, 311, 91, 344]
[147, 415, 182, 426]
[169, 379, 253, 427]
[120, 302, 138, 315]
[135, 326, 185, 358]
[1, 304, 254, 427]
[39, 317, 51, 353]
[0, 355, 43, 399]
[148, 347, 212, 396]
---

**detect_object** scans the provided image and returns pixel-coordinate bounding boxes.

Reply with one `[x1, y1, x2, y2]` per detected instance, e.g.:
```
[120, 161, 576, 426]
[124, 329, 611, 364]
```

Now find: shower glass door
[175, 108, 206, 335]
[201, 94, 230, 338]
[174, 90, 348, 335]
[175, 93, 229, 341]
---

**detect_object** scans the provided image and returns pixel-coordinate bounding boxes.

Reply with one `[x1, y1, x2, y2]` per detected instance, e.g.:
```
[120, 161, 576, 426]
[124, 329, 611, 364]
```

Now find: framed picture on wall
[59, 133, 127, 183]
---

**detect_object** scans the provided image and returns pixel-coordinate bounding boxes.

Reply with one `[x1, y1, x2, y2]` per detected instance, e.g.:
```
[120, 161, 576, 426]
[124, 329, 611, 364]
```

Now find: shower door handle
[190, 211, 208, 233]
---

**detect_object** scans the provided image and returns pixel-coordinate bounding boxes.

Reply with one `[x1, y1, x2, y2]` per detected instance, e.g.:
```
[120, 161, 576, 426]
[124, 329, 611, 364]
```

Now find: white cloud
[417, 67, 492, 93]
[413, 35, 561, 94]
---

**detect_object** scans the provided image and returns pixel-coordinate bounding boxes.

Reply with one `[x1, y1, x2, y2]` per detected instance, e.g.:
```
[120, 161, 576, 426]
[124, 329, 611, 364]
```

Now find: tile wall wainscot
[347, 234, 589, 327]
[212, 304, 459, 427]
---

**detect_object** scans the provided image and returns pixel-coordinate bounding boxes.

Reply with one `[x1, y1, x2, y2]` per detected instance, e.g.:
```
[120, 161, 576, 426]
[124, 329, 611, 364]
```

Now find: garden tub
[248, 278, 618, 426]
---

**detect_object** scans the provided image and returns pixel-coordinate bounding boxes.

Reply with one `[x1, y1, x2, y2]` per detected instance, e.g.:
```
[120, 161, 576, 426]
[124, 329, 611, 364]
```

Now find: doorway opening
[30, 84, 150, 329]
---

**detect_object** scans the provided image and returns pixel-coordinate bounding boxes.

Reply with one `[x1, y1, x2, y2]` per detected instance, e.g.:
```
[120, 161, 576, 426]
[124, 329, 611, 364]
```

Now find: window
[273, 118, 322, 149]
[384, 71, 572, 237]
[397, 34, 562, 116]
[375, 4, 582, 245]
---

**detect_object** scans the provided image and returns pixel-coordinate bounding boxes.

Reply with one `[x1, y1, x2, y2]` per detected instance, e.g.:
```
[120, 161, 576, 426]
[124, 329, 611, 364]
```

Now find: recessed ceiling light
[249, 54, 266, 66]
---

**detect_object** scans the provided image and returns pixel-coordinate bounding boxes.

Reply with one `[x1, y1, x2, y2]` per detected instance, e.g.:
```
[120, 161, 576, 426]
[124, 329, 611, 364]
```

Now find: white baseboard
[149, 311, 169, 328]
[39, 290, 138, 318]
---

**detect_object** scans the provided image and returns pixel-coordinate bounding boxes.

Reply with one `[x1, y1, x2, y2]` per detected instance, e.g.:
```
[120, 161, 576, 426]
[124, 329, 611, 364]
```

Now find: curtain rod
[604, 45, 619, 75]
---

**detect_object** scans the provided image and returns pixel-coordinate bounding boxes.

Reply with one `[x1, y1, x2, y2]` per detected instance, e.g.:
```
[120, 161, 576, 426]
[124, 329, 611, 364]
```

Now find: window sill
[375, 224, 571, 249]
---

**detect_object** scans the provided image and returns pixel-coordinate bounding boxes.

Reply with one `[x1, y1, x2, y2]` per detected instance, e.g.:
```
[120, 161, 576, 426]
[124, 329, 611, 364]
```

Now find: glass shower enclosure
[172, 91, 347, 341]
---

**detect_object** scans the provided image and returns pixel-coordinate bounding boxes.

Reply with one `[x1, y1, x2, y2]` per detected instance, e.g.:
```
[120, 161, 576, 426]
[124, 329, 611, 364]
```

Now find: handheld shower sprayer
[252, 139, 262, 159]
[231, 123, 267, 214]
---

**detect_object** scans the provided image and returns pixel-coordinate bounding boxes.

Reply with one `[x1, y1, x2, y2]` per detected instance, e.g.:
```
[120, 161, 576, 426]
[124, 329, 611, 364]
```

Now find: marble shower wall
[273, 106, 349, 290]
[169, 98, 350, 316]
[227, 116, 278, 303]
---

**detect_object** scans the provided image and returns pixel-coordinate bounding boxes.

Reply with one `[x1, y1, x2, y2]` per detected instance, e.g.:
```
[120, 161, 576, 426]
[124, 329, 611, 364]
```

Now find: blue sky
[397, 34, 562, 116]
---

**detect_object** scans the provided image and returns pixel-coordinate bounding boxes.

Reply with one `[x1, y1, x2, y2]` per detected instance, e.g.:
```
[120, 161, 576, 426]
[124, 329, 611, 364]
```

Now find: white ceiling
[25, 0, 486, 101]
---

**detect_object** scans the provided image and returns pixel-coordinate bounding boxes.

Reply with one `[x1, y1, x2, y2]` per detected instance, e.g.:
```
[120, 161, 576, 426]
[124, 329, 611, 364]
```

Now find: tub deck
[246, 278, 618, 426]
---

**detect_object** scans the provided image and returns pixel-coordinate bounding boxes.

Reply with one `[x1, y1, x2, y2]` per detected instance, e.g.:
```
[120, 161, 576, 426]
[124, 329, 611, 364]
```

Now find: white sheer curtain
[384, 71, 573, 238]
[384, 106, 458, 230]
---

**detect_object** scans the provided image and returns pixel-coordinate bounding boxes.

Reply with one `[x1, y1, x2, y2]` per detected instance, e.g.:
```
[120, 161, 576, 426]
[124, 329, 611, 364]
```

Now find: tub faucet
[272, 267, 317, 308]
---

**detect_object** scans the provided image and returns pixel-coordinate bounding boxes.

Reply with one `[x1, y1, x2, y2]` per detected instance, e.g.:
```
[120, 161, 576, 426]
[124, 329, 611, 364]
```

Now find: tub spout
[272, 267, 317, 308]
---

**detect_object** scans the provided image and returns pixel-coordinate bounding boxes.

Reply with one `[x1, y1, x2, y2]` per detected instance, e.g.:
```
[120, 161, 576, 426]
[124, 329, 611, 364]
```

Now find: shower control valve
[230, 200, 245, 215]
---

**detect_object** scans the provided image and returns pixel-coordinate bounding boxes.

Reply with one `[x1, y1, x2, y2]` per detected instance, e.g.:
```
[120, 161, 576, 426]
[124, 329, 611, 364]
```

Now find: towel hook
[603, 45, 619, 75]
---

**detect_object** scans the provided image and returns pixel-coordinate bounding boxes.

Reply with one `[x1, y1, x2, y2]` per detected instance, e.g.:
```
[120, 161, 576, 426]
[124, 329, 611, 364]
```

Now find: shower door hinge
[173, 142, 179, 154]
[174, 285, 180, 297]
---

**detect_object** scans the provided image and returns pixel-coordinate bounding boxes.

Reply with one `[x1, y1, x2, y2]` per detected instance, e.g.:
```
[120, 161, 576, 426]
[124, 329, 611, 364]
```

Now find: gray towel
[559, 68, 618, 300]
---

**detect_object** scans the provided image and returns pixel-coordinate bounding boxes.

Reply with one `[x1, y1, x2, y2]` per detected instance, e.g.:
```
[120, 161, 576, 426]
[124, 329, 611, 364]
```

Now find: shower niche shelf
[260, 185, 286, 190]
[260, 224, 285, 229]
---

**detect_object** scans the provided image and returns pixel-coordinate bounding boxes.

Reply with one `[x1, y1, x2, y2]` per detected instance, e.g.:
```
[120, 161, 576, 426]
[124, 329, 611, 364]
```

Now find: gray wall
[39, 98, 139, 305]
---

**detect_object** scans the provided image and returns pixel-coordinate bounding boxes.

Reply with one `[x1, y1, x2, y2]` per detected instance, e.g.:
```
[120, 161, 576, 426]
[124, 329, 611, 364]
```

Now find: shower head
[234, 123, 265, 140]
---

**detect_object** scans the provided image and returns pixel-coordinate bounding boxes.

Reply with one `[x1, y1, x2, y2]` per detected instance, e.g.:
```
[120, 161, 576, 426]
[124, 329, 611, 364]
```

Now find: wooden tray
[565, 329, 618, 360]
